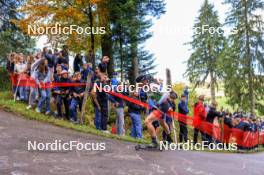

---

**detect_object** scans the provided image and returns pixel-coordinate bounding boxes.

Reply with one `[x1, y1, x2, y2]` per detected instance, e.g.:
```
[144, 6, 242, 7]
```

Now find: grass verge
[0, 91, 149, 144]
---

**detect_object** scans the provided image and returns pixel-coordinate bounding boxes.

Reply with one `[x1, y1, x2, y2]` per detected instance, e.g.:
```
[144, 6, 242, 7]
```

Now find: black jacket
[206, 107, 223, 123]
[128, 97, 144, 114]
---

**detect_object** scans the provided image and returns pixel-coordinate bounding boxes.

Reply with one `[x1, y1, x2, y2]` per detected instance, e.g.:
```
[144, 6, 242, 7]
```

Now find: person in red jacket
[193, 95, 207, 144]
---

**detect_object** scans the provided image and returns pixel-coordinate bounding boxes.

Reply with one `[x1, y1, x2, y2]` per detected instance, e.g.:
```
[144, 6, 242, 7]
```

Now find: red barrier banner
[9, 73, 264, 148]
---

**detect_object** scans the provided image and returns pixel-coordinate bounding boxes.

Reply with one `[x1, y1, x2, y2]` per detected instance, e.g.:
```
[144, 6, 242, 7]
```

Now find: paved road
[0, 110, 263, 175]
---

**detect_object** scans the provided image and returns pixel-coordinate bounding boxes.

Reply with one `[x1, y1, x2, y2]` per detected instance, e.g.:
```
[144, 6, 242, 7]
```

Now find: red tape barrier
[10, 73, 264, 148]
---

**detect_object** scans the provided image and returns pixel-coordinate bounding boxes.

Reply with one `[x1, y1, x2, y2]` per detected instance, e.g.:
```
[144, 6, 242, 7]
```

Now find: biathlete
[137, 91, 177, 150]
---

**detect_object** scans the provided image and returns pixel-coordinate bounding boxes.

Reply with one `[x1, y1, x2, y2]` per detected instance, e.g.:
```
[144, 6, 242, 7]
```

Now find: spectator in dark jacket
[128, 91, 144, 139]
[73, 54, 82, 73]
[178, 91, 189, 143]
[69, 72, 85, 123]
[60, 45, 69, 65]
[98, 56, 110, 74]
[91, 73, 111, 133]
[54, 70, 71, 119]
[205, 102, 223, 144]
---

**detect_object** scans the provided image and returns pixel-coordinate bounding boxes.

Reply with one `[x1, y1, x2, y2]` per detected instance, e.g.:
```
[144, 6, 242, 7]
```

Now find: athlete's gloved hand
[148, 99, 155, 109]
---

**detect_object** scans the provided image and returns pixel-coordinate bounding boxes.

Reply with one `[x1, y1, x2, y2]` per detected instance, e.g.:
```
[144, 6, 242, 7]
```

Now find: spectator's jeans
[37, 88, 51, 112]
[56, 95, 69, 119]
[94, 106, 102, 130]
[28, 87, 38, 106]
[129, 113, 142, 139]
[18, 86, 27, 101]
[179, 122, 188, 143]
[115, 107, 125, 135]
[99, 102, 108, 131]
[69, 97, 83, 122]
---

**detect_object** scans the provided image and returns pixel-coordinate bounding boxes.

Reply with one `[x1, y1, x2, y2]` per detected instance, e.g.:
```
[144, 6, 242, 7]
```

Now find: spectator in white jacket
[14, 55, 27, 101]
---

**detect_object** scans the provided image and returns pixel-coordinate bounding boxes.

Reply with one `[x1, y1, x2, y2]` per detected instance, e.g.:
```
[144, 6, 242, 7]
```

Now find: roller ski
[135, 143, 162, 151]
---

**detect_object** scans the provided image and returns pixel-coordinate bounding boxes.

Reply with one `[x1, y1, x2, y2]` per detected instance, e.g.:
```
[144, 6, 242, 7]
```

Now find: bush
[0, 67, 11, 91]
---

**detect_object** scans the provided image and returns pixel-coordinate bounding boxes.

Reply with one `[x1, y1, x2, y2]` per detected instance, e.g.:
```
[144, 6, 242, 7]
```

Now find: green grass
[0, 91, 148, 145]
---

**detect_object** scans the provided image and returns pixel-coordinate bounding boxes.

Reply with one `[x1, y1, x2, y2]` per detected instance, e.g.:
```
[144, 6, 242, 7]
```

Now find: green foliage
[0, 0, 35, 62]
[222, 0, 264, 113]
[105, 0, 165, 82]
[0, 68, 11, 91]
[185, 0, 226, 102]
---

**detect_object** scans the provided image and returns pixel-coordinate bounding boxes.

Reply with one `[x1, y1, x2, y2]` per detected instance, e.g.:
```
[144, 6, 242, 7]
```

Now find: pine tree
[186, 0, 225, 103]
[223, 0, 264, 113]
[109, 0, 165, 83]
[0, 0, 35, 61]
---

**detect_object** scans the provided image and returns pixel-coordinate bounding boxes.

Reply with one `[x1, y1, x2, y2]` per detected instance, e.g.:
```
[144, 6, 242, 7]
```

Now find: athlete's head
[169, 91, 177, 101]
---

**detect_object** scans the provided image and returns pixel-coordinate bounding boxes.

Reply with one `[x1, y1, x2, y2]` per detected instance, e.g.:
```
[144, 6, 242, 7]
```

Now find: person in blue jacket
[178, 87, 189, 143]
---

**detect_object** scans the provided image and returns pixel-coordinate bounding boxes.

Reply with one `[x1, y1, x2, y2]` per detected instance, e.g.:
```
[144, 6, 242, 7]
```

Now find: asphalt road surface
[0, 110, 263, 175]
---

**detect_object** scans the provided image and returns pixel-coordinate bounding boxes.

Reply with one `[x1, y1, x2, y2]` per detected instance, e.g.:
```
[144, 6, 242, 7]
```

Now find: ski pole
[14, 73, 23, 102]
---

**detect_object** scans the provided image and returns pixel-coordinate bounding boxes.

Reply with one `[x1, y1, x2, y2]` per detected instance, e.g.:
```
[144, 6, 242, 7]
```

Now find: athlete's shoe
[148, 141, 158, 149]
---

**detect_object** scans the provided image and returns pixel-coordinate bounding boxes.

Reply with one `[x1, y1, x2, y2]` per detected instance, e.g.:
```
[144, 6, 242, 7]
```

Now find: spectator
[205, 102, 223, 145]
[81, 63, 93, 81]
[193, 95, 207, 144]
[60, 45, 69, 65]
[98, 56, 110, 74]
[91, 73, 110, 133]
[14, 54, 27, 101]
[112, 84, 126, 136]
[69, 72, 85, 124]
[55, 70, 71, 119]
[128, 91, 144, 139]
[56, 52, 69, 70]
[178, 91, 189, 143]
[73, 53, 83, 73]
[35, 59, 52, 115]
[26, 53, 43, 109]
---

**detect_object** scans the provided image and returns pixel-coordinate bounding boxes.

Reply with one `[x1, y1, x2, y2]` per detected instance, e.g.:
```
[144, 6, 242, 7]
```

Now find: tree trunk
[88, 4, 95, 70]
[119, 34, 124, 82]
[244, 0, 255, 114]
[210, 70, 216, 103]
[131, 42, 138, 84]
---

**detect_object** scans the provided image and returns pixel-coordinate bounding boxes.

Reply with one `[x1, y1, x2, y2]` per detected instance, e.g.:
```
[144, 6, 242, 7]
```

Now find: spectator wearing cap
[193, 95, 207, 144]
[178, 90, 189, 143]
[54, 70, 71, 119]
